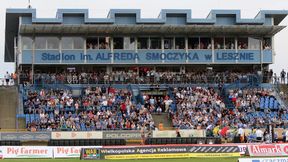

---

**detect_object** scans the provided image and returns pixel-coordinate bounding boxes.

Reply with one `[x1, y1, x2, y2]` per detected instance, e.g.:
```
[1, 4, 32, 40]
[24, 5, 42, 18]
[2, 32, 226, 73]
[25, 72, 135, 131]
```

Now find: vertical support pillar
[211, 37, 215, 64]
[83, 38, 87, 64]
[161, 37, 164, 64]
[135, 37, 138, 64]
[235, 37, 238, 64]
[31, 36, 35, 84]
[185, 37, 188, 63]
[111, 37, 114, 64]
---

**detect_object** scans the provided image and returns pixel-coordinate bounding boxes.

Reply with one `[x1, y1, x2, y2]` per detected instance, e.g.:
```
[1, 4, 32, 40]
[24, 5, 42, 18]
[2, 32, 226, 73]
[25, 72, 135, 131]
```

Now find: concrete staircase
[0, 86, 17, 129]
[152, 112, 173, 130]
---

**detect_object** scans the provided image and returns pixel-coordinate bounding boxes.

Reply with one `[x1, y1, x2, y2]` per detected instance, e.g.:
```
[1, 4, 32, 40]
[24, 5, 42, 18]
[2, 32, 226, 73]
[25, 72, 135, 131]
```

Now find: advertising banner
[247, 144, 288, 156]
[0, 132, 51, 141]
[51, 131, 102, 139]
[0, 147, 3, 159]
[22, 49, 271, 65]
[239, 157, 288, 162]
[80, 145, 240, 160]
[102, 131, 141, 139]
[152, 130, 205, 138]
[53, 146, 102, 158]
[238, 145, 248, 155]
[104, 153, 240, 159]
[1, 146, 53, 158]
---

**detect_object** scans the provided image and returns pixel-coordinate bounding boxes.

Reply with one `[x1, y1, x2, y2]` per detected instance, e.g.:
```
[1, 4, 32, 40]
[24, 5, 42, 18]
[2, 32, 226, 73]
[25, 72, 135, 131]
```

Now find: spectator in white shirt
[256, 128, 264, 141]
[4, 71, 10, 86]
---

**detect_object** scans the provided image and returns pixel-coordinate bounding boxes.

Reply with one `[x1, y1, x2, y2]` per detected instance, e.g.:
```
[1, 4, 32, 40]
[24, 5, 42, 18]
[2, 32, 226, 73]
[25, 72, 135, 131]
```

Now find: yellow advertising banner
[104, 152, 240, 160]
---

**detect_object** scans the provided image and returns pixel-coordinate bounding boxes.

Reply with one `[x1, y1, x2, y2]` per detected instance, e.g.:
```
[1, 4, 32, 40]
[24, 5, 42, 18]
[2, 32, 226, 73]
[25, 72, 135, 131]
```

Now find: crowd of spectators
[169, 86, 225, 130]
[23, 86, 155, 131]
[19, 70, 260, 85]
[168, 86, 286, 142]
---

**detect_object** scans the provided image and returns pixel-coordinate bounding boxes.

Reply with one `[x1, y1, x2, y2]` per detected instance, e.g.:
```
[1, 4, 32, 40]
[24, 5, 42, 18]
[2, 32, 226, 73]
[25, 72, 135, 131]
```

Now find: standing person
[256, 128, 264, 142]
[140, 124, 145, 145]
[176, 127, 181, 137]
[285, 129, 288, 142]
[4, 71, 10, 86]
[12, 72, 17, 85]
[281, 69, 286, 84]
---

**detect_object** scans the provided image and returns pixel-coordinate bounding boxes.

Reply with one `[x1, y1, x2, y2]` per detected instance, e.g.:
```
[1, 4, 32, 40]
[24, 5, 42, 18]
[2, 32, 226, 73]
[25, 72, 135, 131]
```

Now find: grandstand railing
[17, 73, 273, 85]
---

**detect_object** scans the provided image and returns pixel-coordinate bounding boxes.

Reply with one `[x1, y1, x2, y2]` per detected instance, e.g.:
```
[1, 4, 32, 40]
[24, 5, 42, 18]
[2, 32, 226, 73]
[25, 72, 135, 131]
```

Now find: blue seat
[25, 114, 30, 124]
[30, 114, 35, 122]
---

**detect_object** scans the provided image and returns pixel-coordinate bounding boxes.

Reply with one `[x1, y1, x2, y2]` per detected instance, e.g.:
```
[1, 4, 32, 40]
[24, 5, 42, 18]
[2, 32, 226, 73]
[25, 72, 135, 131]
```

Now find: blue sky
[0, 0, 287, 77]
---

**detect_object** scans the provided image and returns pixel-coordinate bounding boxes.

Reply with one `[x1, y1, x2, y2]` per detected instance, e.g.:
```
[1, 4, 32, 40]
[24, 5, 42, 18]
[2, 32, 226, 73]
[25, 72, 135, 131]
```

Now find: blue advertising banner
[263, 50, 273, 63]
[113, 50, 137, 64]
[21, 49, 272, 64]
[22, 50, 32, 64]
[187, 50, 212, 63]
[214, 50, 260, 63]
[35, 50, 62, 64]
[61, 50, 84, 64]
[164, 50, 188, 63]
[137, 50, 163, 64]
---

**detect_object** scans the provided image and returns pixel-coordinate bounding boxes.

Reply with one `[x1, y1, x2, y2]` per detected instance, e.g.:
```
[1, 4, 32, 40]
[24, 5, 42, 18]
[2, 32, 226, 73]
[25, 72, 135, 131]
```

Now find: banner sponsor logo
[239, 157, 288, 162]
[100, 146, 239, 154]
[0, 148, 3, 159]
[247, 144, 288, 156]
[81, 145, 240, 160]
[0, 132, 51, 141]
[104, 153, 240, 160]
[53, 146, 102, 158]
[238, 145, 247, 155]
[2, 146, 53, 158]
[51, 131, 102, 139]
[152, 130, 205, 138]
[103, 131, 141, 139]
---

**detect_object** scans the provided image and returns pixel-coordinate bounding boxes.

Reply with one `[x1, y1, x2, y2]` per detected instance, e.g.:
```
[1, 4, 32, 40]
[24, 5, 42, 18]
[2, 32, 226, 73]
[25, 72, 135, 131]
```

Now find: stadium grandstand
[0, 8, 288, 160]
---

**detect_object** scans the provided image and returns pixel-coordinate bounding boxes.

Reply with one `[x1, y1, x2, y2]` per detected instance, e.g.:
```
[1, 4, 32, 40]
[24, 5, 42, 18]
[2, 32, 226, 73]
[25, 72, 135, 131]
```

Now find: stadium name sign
[41, 51, 255, 61]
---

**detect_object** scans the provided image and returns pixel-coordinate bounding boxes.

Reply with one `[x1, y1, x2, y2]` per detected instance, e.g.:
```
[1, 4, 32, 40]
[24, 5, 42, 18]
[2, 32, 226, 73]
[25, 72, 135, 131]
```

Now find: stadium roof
[4, 8, 288, 62]
[6, 9, 288, 25]
[19, 24, 284, 36]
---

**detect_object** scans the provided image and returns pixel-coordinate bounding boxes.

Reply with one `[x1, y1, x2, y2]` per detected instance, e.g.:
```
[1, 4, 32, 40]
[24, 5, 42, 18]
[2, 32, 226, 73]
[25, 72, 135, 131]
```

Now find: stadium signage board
[80, 145, 240, 160]
[0, 132, 51, 141]
[247, 144, 288, 156]
[152, 130, 205, 138]
[239, 157, 288, 162]
[0, 147, 3, 159]
[54, 146, 102, 158]
[1, 146, 53, 158]
[39, 51, 257, 62]
[23, 49, 272, 64]
[51, 131, 102, 139]
[102, 131, 141, 139]
[80, 148, 101, 160]
[238, 145, 247, 155]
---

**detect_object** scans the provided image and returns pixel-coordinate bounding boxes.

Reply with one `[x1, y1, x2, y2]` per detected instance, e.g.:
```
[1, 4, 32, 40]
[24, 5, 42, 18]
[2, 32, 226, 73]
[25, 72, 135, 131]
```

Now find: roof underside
[19, 24, 285, 36]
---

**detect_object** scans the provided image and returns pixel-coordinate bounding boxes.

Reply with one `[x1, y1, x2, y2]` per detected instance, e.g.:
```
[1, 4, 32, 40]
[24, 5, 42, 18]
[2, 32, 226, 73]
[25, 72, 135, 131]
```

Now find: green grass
[1, 158, 240, 162]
